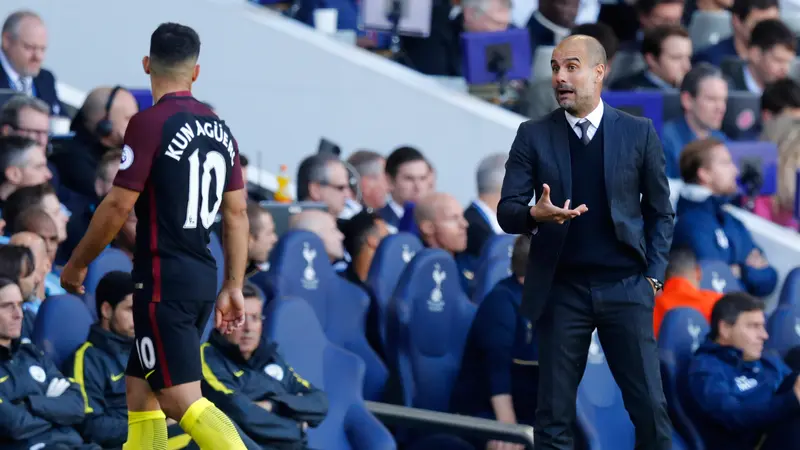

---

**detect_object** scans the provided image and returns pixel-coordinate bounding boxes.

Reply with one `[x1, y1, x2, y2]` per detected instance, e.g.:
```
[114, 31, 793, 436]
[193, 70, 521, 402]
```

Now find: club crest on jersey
[29, 365, 46, 383]
[265, 364, 284, 381]
[120, 145, 134, 171]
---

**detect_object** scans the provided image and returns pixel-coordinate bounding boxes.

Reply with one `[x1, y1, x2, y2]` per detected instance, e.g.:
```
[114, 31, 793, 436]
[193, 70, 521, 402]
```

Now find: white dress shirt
[0, 50, 32, 95]
[564, 101, 605, 142]
[742, 66, 762, 95]
[473, 199, 505, 235]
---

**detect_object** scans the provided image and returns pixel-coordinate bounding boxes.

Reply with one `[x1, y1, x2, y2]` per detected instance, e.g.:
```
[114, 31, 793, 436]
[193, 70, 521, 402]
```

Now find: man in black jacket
[201, 282, 328, 449]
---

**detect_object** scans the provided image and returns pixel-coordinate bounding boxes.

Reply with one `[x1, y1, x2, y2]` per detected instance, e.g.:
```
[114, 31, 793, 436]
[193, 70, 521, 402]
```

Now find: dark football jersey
[114, 91, 243, 302]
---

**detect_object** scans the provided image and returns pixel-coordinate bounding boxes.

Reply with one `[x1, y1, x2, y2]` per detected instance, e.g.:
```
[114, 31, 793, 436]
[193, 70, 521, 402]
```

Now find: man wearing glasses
[297, 152, 352, 219]
[0, 94, 50, 153]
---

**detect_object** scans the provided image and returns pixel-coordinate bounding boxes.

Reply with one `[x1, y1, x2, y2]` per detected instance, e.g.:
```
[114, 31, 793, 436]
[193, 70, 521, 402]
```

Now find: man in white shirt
[463, 153, 507, 260]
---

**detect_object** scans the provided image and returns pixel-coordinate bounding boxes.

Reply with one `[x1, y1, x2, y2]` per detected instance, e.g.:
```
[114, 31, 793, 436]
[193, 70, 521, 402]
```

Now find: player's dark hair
[762, 79, 800, 114]
[296, 152, 341, 201]
[571, 23, 619, 61]
[0, 135, 38, 184]
[732, 0, 778, 22]
[642, 24, 689, 59]
[0, 244, 34, 283]
[679, 137, 725, 183]
[95, 271, 134, 320]
[3, 183, 56, 233]
[511, 234, 531, 279]
[246, 202, 270, 237]
[11, 207, 54, 235]
[748, 19, 796, 52]
[635, 0, 683, 15]
[665, 246, 698, 279]
[149, 22, 201, 73]
[708, 292, 764, 340]
[338, 210, 381, 259]
[385, 146, 427, 179]
[679, 63, 724, 98]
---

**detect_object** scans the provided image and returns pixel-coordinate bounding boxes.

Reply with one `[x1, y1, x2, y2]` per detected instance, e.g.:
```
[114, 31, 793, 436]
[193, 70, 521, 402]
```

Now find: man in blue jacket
[201, 282, 328, 449]
[688, 291, 800, 450]
[672, 138, 778, 297]
[0, 276, 98, 450]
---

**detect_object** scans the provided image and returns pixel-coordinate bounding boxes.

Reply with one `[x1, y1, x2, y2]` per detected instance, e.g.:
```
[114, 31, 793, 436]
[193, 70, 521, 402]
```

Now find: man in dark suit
[720, 19, 795, 95]
[463, 152, 507, 260]
[498, 35, 674, 449]
[0, 11, 61, 116]
[609, 24, 692, 91]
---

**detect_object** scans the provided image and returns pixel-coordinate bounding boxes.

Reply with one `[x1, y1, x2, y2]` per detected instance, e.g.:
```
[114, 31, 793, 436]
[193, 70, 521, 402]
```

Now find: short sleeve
[225, 138, 244, 192]
[113, 112, 162, 192]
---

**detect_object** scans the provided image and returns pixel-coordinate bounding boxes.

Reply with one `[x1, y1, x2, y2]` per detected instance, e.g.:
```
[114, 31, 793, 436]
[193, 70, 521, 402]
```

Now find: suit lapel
[550, 111, 571, 200]
[602, 104, 621, 208]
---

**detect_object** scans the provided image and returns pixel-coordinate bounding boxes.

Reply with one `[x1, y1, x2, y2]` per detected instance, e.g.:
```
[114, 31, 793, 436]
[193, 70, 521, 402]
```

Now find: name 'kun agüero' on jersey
[165, 119, 236, 164]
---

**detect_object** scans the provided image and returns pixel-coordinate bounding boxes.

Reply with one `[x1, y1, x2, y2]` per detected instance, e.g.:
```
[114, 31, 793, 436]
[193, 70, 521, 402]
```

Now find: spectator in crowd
[693, 0, 779, 66]
[415, 192, 471, 294]
[660, 64, 728, 178]
[238, 154, 272, 203]
[761, 79, 800, 125]
[347, 150, 389, 212]
[289, 209, 345, 263]
[758, 114, 800, 229]
[201, 282, 328, 448]
[463, 153, 507, 262]
[526, 22, 618, 121]
[688, 292, 800, 450]
[451, 234, 537, 448]
[49, 86, 137, 201]
[296, 152, 351, 219]
[722, 19, 796, 95]
[400, 0, 511, 76]
[0, 276, 96, 449]
[4, 184, 69, 253]
[673, 138, 778, 297]
[0, 244, 38, 335]
[0, 11, 61, 115]
[380, 146, 431, 228]
[245, 202, 277, 277]
[11, 207, 59, 269]
[653, 247, 722, 337]
[0, 94, 50, 153]
[526, 0, 579, 56]
[610, 24, 692, 91]
[9, 232, 48, 313]
[0, 136, 51, 212]
[63, 271, 134, 449]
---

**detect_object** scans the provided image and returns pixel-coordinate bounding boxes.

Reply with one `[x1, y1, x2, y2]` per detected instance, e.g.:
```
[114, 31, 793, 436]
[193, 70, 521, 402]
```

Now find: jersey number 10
[183, 149, 227, 230]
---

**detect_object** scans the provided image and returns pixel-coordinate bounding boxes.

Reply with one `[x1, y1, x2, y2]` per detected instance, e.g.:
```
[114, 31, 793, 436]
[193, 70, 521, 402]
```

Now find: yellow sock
[179, 397, 247, 450]
[123, 409, 168, 450]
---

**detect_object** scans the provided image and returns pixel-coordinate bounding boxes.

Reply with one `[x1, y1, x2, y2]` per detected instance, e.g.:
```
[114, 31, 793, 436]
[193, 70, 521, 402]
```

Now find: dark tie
[577, 120, 591, 145]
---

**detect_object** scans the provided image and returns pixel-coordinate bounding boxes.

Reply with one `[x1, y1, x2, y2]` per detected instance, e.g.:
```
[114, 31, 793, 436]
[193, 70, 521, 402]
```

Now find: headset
[95, 85, 123, 138]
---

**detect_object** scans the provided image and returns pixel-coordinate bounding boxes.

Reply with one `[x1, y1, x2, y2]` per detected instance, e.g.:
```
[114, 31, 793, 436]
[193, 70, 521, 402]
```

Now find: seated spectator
[693, 0, 779, 66]
[246, 202, 277, 277]
[0, 136, 51, 212]
[380, 146, 432, 228]
[289, 209, 345, 264]
[0, 244, 38, 338]
[757, 113, 800, 229]
[48, 86, 137, 200]
[761, 79, 800, 125]
[12, 207, 58, 265]
[660, 64, 728, 178]
[525, 0, 577, 57]
[201, 282, 328, 448]
[688, 292, 800, 450]
[609, 24, 692, 91]
[63, 271, 134, 449]
[296, 152, 351, 219]
[0, 11, 62, 115]
[0, 95, 51, 153]
[346, 150, 389, 213]
[653, 247, 722, 337]
[463, 153, 507, 262]
[415, 192, 471, 294]
[9, 232, 48, 312]
[721, 19, 795, 95]
[450, 234, 537, 447]
[0, 277, 97, 449]
[673, 138, 778, 297]
[4, 183, 69, 255]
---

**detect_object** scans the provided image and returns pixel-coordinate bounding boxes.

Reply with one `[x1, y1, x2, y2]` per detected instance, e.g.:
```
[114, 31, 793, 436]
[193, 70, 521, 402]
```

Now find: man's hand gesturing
[530, 183, 588, 224]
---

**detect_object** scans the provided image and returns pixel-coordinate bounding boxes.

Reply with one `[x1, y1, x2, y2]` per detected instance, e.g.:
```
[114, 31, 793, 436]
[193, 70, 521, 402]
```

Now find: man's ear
[142, 56, 151, 75]
[192, 64, 200, 82]
[101, 302, 113, 321]
[419, 219, 435, 237]
[5, 166, 20, 185]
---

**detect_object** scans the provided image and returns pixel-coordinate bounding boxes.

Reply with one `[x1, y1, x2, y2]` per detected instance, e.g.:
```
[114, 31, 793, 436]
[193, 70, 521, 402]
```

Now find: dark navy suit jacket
[0, 65, 62, 116]
[497, 104, 674, 321]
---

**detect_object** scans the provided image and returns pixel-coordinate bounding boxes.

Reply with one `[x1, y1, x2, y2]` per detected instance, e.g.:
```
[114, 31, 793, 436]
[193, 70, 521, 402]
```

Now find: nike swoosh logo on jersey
[234, 370, 244, 377]
[145, 370, 155, 380]
[0, 375, 8, 383]
[111, 372, 124, 382]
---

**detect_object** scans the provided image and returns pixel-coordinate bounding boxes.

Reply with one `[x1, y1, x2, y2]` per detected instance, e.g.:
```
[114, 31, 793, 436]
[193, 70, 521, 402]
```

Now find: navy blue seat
[387, 249, 476, 411]
[779, 267, 800, 308]
[698, 260, 742, 294]
[765, 305, 800, 358]
[84, 248, 132, 294]
[576, 331, 635, 450]
[366, 232, 423, 349]
[478, 234, 516, 267]
[471, 256, 513, 304]
[658, 308, 709, 450]
[265, 297, 396, 450]
[267, 230, 388, 401]
[31, 294, 93, 370]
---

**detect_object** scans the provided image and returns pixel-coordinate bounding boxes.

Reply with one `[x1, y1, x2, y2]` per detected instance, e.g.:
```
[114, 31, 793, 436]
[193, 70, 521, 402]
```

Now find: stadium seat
[698, 260, 742, 294]
[31, 294, 93, 370]
[267, 231, 388, 400]
[478, 234, 516, 267]
[779, 266, 800, 308]
[576, 330, 635, 450]
[726, 141, 778, 195]
[84, 248, 132, 294]
[603, 91, 665, 137]
[265, 297, 396, 450]
[658, 308, 710, 450]
[129, 88, 153, 111]
[471, 256, 512, 304]
[765, 305, 800, 358]
[688, 10, 732, 51]
[386, 249, 477, 411]
[208, 231, 224, 294]
[365, 232, 424, 350]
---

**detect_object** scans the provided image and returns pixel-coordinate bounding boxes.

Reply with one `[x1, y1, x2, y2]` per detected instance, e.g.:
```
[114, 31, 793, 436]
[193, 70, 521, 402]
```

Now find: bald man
[49, 86, 139, 199]
[289, 210, 345, 263]
[498, 35, 673, 448]
[10, 231, 49, 310]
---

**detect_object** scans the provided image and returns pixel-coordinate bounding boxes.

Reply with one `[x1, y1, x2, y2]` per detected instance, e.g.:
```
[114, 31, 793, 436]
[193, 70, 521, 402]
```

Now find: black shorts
[126, 295, 213, 391]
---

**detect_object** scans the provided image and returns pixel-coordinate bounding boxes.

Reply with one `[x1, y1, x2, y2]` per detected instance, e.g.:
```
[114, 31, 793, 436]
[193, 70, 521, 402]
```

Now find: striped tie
[18, 78, 31, 95]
